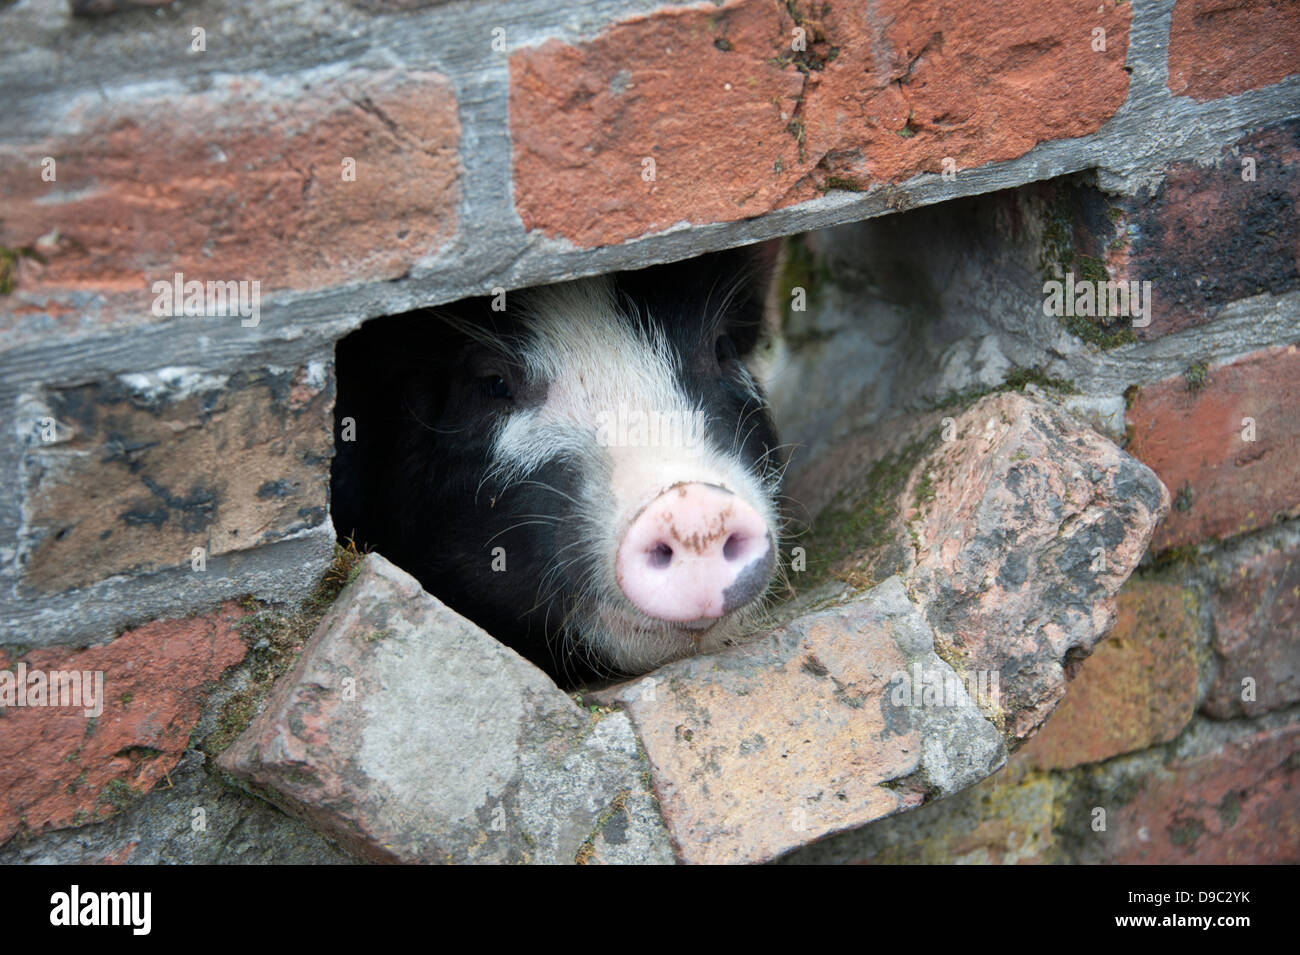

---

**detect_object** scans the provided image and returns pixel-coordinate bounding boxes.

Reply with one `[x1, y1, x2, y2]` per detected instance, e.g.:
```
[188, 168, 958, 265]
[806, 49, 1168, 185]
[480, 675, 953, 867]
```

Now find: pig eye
[477, 374, 513, 402]
[714, 333, 739, 367]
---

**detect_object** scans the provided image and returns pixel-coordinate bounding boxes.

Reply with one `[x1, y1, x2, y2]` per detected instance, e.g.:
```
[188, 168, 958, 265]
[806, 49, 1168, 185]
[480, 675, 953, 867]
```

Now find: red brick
[1051, 122, 1300, 340]
[902, 395, 1168, 743]
[1017, 579, 1200, 770]
[1103, 722, 1300, 863]
[0, 69, 460, 349]
[1169, 0, 1300, 101]
[597, 603, 927, 865]
[0, 603, 246, 843]
[1203, 544, 1300, 718]
[510, 0, 1131, 248]
[1126, 121, 1300, 337]
[1127, 345, 1300, 550]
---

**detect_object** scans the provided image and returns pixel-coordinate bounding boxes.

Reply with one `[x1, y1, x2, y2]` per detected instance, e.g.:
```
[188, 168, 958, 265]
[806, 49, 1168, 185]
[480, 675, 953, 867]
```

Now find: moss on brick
[785, 116, 806, 159]
[780, 0, 840, 73]
[1038, 188, 1138, 350]
[202, 540, 368, 757]
[1166, 814, 1206, 850]
[800, 430, 941, 591]
[822, 174, 865, 192]
[97, 778, 138, 813]
[933, 366, 1077, 411]
[0, 242, 43, 295]
[1216, 790, 1242, 828]
[1039, 190, 1076, 282]
[778, 233, 831, 333]
[1183, 361, 1209, 391]
[574, 789, 632, 864]
[1152, 541, 1202, 568]
[1058, 313, 1138, 350]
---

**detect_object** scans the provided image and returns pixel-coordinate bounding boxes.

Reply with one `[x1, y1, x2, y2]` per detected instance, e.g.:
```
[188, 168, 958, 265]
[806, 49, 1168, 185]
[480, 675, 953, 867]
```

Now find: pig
[331, 246, 786, 686]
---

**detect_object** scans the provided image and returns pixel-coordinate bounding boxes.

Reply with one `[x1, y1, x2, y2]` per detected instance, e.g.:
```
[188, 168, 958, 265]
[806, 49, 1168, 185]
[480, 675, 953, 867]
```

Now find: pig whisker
[729, 397, 768, 456]
[484, 518, 559, 546]
[435, 312, 522, 359]
[736, 418, 766, 461]
[551, 601, 619, 686]
[703, 268, 750, 335]
[399, 400, 470, 437]
[758, 440, 802, 470]
[531, 554, 587, 615]
[513, 479, 582, 508]
[776, 515, 812, 542]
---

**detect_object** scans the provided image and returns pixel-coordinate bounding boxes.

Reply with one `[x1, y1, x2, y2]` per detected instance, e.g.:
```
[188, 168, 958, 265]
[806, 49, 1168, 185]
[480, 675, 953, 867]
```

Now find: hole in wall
[330, 173, 1119, 690]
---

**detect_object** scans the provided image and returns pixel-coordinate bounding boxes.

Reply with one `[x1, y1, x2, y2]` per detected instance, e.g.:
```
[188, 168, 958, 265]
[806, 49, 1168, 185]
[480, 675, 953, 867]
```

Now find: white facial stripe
[487, 274, 780, 672]
[492, 277, 769, 499]
[492, 276, 700, 490]
[491, 280, 691, 480]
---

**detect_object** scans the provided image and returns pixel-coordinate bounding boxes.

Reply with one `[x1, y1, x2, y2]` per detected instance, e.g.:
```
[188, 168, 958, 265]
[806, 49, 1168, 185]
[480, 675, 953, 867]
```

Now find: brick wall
[1, 0, 1297, 863]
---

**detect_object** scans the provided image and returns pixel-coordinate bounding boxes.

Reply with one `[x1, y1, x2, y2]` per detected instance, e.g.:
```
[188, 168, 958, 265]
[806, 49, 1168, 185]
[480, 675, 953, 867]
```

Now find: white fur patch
[488, 276, 780, 673]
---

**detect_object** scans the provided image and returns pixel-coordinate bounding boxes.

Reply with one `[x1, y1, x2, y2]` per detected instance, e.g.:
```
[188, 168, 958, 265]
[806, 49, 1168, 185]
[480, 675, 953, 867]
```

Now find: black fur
[331, 247, 780, 686]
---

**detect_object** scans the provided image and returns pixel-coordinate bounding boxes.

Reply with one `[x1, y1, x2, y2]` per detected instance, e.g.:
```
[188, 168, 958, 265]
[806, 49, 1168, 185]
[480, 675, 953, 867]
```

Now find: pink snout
[615, 482, 774, 624]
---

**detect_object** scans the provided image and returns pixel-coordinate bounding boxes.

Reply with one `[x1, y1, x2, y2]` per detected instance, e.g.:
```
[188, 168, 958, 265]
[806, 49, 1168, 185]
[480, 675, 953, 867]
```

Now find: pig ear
[709, 240, 784, 387]
[729, 238, 786, 394]
[750, 238, 783, 291]
[715, 239, 782, 314]
[695, 240, 782, 358]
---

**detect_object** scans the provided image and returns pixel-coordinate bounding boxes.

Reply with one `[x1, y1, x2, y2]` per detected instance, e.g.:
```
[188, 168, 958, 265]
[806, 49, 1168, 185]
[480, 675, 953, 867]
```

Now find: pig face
[332, 248, 785, 685]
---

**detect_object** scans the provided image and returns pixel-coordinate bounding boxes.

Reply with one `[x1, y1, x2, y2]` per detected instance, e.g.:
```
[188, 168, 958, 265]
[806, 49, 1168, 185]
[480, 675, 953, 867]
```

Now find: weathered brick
[782, 769, 1059, 864]
[1168, 0, 1300, 101]
[794, 718, 1300, 864]
[1203, 543, 1300, 718]
[1017, 578, 1200, 770]
[0, 602, 246, 843]
[1125, 121, 1300, 337]
[1046, 121, 1300, 341]
[510, 0, 1131, 248]
[219, 555, 658, 865]
[18, 364, 332, 594]
[1101, 722, 1300, 863]
[0, 69, 460, 348]
[1126, 345, 1300, 550]
[902, 395, 1169, 742]
[594, 577, 1004, 865]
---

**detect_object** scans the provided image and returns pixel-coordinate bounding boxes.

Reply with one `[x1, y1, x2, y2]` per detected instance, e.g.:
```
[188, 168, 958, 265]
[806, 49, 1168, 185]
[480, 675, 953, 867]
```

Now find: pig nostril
[616, 484, 777, 624]
[648, 542, 674, 569]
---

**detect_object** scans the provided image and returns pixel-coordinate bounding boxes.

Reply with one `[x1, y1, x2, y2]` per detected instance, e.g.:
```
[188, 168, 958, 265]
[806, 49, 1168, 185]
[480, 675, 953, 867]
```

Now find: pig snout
[615, 482, 774, 624]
